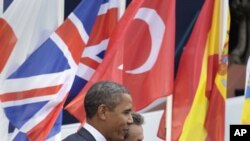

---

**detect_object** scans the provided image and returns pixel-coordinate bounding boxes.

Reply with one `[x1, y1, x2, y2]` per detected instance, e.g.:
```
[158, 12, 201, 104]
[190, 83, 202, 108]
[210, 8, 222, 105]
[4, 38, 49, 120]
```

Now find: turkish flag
[66, 0, 175, 122]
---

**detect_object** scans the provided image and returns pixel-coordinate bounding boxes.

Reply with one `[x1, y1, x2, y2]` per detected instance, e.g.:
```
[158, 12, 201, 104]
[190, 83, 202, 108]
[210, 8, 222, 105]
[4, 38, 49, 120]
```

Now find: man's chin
[108, 135, 125, 141]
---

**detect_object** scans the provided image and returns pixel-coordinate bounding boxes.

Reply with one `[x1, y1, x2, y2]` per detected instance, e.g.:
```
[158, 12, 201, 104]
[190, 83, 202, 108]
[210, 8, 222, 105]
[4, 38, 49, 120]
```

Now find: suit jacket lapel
[78, 127, 96, 141]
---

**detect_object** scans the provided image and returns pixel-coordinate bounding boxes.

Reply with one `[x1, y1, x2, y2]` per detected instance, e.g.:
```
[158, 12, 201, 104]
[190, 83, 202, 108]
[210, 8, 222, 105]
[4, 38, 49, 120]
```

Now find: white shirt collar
[84, 123, 107, 141]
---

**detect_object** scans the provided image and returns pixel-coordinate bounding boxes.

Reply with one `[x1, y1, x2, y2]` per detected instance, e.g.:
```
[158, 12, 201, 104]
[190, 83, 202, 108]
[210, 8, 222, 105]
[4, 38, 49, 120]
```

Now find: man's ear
[97, 104, 108, 120]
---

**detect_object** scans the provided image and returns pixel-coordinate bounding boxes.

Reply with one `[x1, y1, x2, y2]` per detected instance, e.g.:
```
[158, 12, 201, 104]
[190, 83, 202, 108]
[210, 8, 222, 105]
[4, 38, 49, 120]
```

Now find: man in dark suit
[63, 81, 134, 141]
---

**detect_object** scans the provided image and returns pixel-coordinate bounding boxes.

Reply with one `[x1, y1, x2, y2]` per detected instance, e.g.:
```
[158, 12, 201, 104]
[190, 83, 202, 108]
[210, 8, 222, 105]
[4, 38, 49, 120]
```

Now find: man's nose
[128, 113, 133, 124]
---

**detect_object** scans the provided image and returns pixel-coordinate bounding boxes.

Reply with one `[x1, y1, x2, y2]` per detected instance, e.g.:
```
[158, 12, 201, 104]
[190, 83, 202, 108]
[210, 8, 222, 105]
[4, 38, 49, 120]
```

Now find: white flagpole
[0, 0, 3, 16]
[119, 0, 126, 18]
[166, 95, 173, 141]
[57, 0, 64, 25]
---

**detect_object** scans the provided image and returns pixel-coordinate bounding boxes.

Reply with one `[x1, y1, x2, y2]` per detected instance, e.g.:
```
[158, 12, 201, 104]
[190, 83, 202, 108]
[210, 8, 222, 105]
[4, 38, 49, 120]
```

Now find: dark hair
[124, 112, 144, 140]
[84, 81, 129, 119]
[131, 112, 144, 125]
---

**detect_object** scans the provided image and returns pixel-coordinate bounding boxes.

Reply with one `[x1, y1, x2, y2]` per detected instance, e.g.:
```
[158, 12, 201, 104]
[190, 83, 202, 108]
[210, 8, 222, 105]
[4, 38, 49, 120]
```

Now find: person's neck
[87, 118, 107, 139]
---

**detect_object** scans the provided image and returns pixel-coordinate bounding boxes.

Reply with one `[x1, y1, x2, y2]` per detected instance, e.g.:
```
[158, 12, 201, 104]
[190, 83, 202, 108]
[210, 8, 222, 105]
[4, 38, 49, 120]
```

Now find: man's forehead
[115, 94, 133, 110]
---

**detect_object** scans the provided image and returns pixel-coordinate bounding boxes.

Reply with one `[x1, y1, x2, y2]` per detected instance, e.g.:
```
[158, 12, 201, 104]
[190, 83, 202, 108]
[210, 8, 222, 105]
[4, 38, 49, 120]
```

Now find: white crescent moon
[125, 8, 165, 74]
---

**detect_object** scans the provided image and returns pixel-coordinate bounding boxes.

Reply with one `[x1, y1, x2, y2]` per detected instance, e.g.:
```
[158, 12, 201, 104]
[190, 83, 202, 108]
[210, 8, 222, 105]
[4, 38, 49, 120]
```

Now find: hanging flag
[204, 0, 230, 140]
[66, 0, 176, 123]
[171, 0, 214, 139]
[241, 56, 250, 124]
[0, 0, 62, 140]
[64, 0, 122, 125]
[169, 0, 230, 140]
[0, 0, 103, 140]
[67, 0, 121, 111]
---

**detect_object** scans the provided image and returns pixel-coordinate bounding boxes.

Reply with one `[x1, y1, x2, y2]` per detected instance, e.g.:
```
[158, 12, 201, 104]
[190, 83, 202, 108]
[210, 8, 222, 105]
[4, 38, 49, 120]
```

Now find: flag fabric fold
[66, 0, 121, 112]
[66, 0, 176, 123]
[0, 0, 103, 140]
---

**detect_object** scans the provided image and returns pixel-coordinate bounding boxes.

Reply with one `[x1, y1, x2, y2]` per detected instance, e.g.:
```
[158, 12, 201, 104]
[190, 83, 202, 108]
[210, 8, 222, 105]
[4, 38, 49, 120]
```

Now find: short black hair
[124, 112, 144, 140]
[131, 112, 144, 125]
[84, 81, 129, 119]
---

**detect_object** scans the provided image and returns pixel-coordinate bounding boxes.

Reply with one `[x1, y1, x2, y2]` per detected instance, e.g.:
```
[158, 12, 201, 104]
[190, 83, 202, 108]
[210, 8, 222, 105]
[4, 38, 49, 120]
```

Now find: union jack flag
[66, 0, 121, 122]
[0, 0, 104, 140]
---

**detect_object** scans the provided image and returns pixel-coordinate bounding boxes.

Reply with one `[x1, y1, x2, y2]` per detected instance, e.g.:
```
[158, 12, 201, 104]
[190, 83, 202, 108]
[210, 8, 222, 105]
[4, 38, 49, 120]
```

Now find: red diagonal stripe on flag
[56, 19, 85, 63]
[0, 85, 63, 102]
[80, 57, 100, 69]
[87, 8, 118, 46]
[27, 96, 66, 141]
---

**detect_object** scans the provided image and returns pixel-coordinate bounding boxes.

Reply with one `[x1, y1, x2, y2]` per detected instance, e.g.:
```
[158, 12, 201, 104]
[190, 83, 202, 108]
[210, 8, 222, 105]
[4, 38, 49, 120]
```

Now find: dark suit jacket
[63, 127, 96, 141]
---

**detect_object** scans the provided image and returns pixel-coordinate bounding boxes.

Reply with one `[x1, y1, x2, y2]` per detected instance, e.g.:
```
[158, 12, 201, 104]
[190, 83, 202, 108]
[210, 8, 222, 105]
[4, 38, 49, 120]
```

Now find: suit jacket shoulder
[62, 127, 96, 141]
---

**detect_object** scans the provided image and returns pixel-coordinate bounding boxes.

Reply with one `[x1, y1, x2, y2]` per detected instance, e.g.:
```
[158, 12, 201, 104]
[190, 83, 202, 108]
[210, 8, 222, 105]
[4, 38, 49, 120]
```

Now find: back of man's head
[131, 112, 144, 126]
[84, 81, 129, 119]
[124, 112, 144, 141]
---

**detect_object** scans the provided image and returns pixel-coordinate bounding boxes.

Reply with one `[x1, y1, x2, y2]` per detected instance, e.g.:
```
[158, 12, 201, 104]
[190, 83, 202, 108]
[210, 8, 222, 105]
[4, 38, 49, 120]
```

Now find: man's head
[84, 81, 133, 141]
[125, 112, 144, 141]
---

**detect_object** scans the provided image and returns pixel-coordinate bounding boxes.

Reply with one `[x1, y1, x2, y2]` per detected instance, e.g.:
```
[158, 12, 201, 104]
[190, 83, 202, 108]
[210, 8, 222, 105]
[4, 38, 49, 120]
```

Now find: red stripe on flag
[0, 18, 17, 73]
[56, 19, 85, 63]
[27, 96, 67, 141]
[87, 8, 118, 46]
[80, 57, 100, 69]
[0, 85, 63, 102]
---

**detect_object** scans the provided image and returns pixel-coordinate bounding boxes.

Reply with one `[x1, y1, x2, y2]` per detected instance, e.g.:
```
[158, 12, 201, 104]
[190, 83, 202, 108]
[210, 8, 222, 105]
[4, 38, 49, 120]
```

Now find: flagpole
[0, 0, 3, 16]
[118, 0, 126, 18]
[166, 94, 173, 141]
[57, 0, 64, 25]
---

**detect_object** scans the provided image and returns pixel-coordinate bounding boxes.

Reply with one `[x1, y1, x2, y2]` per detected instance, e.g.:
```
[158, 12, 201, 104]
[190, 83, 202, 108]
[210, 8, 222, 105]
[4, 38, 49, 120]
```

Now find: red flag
[157, 109, 166, 139]
[66, 0, 176, 123]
